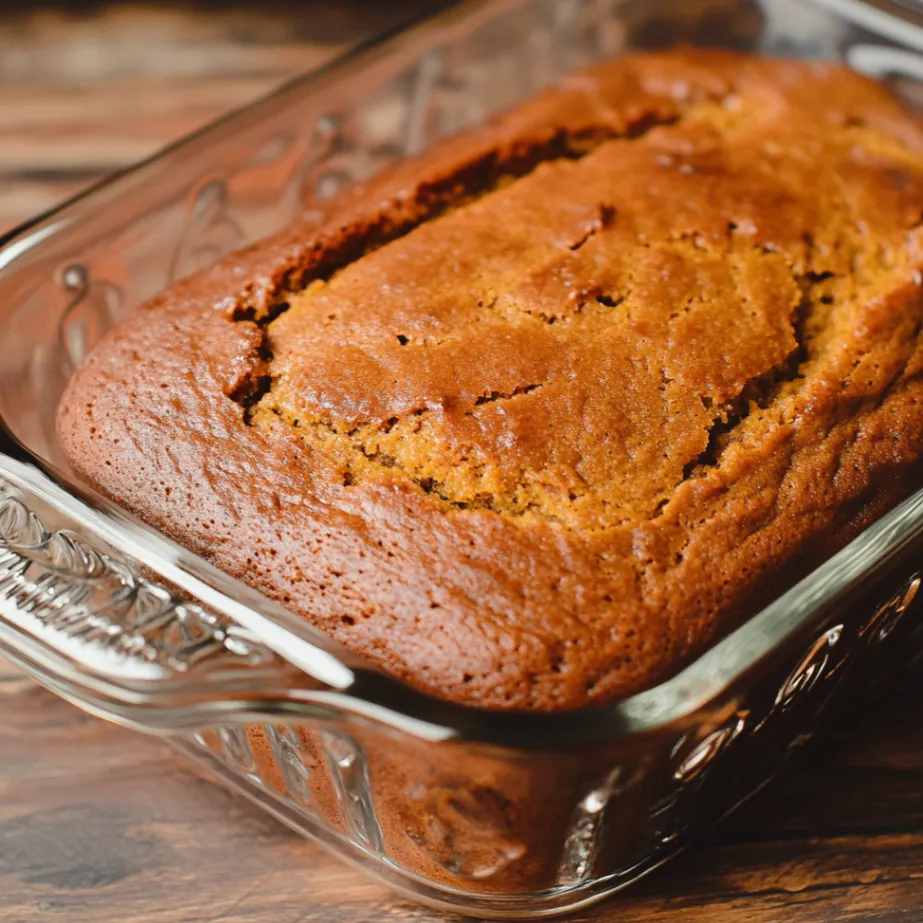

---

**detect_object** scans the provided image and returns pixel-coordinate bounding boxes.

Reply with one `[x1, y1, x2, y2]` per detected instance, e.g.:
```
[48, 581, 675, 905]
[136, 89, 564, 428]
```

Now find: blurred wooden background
[0, 1, 443, 233]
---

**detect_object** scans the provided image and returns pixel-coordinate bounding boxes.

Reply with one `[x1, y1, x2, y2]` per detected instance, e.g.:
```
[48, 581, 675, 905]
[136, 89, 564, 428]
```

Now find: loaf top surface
[58, 49, 923, 710]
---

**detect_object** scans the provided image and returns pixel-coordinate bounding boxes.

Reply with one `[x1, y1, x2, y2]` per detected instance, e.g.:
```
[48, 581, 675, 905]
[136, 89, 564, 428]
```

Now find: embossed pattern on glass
[0, 477, 273, 678]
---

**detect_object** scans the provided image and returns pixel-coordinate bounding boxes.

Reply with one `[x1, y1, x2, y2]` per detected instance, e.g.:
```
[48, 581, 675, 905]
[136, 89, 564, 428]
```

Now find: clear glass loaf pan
[3, 0, 923, 917]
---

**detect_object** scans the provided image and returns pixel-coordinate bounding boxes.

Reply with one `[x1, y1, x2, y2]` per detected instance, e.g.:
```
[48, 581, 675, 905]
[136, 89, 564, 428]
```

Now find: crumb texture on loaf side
[58, 50, 923, 710]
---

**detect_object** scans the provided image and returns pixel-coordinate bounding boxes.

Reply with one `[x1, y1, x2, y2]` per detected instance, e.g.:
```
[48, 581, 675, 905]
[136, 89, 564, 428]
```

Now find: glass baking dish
[3, 0, 923, 916]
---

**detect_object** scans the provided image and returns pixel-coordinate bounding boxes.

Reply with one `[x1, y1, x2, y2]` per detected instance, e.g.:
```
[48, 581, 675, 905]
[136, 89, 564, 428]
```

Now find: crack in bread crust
[231, 115, 688, 414]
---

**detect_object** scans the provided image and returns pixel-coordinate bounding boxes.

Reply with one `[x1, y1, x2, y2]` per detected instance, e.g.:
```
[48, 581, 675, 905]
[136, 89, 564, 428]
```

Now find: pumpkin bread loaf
[58, 49, 923, 711]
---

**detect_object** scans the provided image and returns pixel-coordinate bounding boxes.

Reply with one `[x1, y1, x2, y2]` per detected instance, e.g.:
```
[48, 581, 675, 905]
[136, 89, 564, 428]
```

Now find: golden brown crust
[57, 49, 923, 711]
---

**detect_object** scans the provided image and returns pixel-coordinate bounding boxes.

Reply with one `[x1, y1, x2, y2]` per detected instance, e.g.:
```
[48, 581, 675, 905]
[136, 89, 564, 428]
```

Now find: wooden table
[0, 0, 441, 234]
[2, 4, 923, 922]
[3, 658, 923, 923]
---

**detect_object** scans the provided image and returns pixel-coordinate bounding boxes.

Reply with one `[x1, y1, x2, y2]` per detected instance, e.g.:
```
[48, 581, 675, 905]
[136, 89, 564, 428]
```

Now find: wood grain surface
[2, 663, 923, 923]
[2, 3, 923, 922]
[0, 1, 442, 234]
